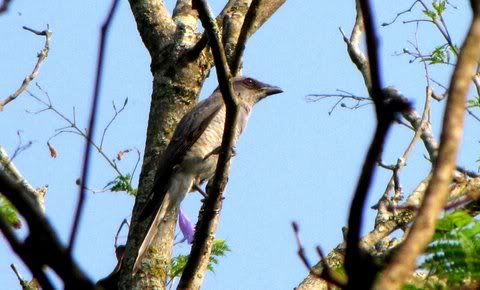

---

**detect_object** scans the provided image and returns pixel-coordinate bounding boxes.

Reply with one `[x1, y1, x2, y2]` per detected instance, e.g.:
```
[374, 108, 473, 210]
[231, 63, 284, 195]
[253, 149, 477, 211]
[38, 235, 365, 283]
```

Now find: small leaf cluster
[423, 1, 446, 20]
[424, 45, 452, 65]
[467, 95, 480, 109]
[169, 239, 231, 279]
[106, 174, 137, 195]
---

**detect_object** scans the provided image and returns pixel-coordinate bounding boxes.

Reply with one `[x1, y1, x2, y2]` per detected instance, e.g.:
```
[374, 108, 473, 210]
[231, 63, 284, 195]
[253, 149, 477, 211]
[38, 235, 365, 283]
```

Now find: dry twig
[0, 26, 51, 111]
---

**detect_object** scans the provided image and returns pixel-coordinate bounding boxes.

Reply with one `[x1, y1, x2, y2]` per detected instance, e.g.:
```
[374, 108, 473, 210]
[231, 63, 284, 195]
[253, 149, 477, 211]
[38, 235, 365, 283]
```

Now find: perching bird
[134, 76, 282, 271]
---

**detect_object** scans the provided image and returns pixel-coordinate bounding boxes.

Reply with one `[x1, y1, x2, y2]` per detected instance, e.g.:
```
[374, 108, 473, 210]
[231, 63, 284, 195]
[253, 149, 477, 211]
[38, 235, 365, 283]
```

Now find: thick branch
[0, 171, 94, 289]
[0, 145, 46, 211]
[128, 0, 176, 57]
[177, 0, 238, 288]
[375, 2, 480, 289]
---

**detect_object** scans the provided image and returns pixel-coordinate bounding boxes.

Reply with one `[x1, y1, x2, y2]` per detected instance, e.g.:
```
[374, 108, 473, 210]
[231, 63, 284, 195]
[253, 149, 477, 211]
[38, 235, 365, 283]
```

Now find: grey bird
[134, 76, 282, 272]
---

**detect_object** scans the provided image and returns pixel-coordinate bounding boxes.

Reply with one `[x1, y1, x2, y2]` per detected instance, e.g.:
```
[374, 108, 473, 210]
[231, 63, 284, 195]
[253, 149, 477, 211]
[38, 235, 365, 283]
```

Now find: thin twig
[381, 1, 420, 26]
[100, 98, 128, 149]
[10, 130, 33, 161]
[114, 218, 129, 249]
[0, 26, 51, 111]
[28, 89, 123, 176]
[10, 264, 33, 290]
[292, 222, 347, 289]
[68, 0, 120, 252]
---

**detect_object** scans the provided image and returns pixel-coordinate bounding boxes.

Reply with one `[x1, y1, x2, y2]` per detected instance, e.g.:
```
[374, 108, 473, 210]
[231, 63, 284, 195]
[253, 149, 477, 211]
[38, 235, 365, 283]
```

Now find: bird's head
[232, 76, 283, 105]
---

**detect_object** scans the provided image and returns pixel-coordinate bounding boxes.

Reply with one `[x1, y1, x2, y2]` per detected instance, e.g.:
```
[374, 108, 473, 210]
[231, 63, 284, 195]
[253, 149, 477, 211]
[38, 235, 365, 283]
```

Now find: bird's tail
[133, 191, 177, 274]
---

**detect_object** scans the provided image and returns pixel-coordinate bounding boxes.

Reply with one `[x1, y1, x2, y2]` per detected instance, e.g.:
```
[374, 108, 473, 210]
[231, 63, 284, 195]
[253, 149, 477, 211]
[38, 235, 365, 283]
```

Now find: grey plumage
[134, 76, 282, 272]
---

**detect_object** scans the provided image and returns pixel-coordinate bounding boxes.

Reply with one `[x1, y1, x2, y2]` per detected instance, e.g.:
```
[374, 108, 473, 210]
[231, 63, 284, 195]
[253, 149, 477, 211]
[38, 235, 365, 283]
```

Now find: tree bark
[119, 1, 285, 289]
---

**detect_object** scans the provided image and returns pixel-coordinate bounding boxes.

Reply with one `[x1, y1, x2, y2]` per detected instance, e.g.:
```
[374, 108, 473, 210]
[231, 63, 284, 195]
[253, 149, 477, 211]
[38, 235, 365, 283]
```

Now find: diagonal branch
[0, 171, 95, 289]
[229, 0, 262, 75]
[375, 1, 480, 289]
[0, 215, 53, 290]
[182, 0, 284, 62]
[178, 0, 238, 289]
[344, 1, 411, 289]
[68, 0, 120, 252]
[0, 26, 51, 112]
[0, 145, 46, 212]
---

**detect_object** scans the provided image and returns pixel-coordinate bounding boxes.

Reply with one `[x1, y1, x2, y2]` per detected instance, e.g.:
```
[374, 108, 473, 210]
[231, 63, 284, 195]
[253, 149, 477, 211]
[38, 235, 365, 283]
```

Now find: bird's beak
[264, 86, 283, 96]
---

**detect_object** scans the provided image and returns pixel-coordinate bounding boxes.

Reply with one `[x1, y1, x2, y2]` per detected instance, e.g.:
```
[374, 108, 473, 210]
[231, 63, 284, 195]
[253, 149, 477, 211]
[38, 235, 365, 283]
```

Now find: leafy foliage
[432, 1, 446, 16]
[467, 95, 480, 109]
[105, 174, 137, 195]
[169, 239, 231, 280]
[424, 45, 450, 65]
[0, 195, 21, 228]
[423, 1, 446, 20]
[419, 210, 480, 287]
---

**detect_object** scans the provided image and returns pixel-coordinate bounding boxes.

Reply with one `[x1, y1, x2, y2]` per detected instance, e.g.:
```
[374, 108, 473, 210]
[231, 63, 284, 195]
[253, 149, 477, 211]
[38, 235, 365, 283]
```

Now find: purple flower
[178, 207, 195, 244]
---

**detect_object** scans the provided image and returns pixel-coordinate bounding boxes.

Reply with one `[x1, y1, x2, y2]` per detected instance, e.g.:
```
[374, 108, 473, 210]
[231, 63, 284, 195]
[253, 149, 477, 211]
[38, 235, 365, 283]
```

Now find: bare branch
[0, 0, 13, 14]
[0, 26, 51, 111]
[230, 0, 262, 75]
[28, 89, 124, 177]
[376, 1, 480, 288]
[292, 222, 347, 289]
[68, 0, 120, 252]
[115, 218, 130, 249]
[343, 1, 411, 288]
[100, 98, 128, 149]
[178, 0, 238, 288]
[10, 264, 39, 290]
[182, 0, 284, 62]
[381, 1, 420, 27]
[0, 145, 46, 211]
[0, 171, 94, 289]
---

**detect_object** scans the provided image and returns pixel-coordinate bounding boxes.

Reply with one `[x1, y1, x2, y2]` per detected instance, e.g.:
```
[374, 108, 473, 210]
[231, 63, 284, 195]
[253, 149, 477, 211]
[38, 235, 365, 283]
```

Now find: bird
[133, 76, 283, 272]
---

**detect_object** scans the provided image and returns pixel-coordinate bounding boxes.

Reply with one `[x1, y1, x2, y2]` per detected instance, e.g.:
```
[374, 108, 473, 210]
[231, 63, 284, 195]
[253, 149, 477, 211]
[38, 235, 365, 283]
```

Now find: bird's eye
[243, 78, 256, 88]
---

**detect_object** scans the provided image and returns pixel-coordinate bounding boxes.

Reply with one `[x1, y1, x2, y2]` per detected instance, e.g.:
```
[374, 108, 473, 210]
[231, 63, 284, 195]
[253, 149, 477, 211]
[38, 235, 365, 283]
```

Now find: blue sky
[0, 1, 478, 289]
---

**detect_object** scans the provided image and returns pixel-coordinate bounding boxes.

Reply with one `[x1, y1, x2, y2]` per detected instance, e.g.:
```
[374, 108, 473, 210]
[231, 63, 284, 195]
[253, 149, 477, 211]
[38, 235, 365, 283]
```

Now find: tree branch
[68, 0, 120, 252]
[375, 1, 480, 288]
[0, 26, 51, 111]
[0, 0, 12, 14]
[127, 0, 176, 57]
[0, 171, 95, 289]
[229, 0, 262, 75]
[344, 1, 412, 288]
[0, 145, 46, 212]
[177, 0, 238, 288]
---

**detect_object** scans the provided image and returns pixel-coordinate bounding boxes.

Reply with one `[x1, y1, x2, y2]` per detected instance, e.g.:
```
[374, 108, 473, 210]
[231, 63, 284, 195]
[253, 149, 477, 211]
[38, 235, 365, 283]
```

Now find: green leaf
[169, 255, 189, 278]
[108, 174, 137, 195]
[432, 1, 446, 16]
[0, 195, 21, 228]
[467, 96, 480, 108]
[423, 9, 437, 20]
[428, 46, 448, 65]
[168, 239, 231, 278]
[420, 210, 480, 287]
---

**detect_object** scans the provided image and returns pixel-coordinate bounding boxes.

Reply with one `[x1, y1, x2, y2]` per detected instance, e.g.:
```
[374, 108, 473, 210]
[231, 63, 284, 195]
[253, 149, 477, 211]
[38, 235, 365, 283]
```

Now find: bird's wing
[138, 94, 223, 221]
